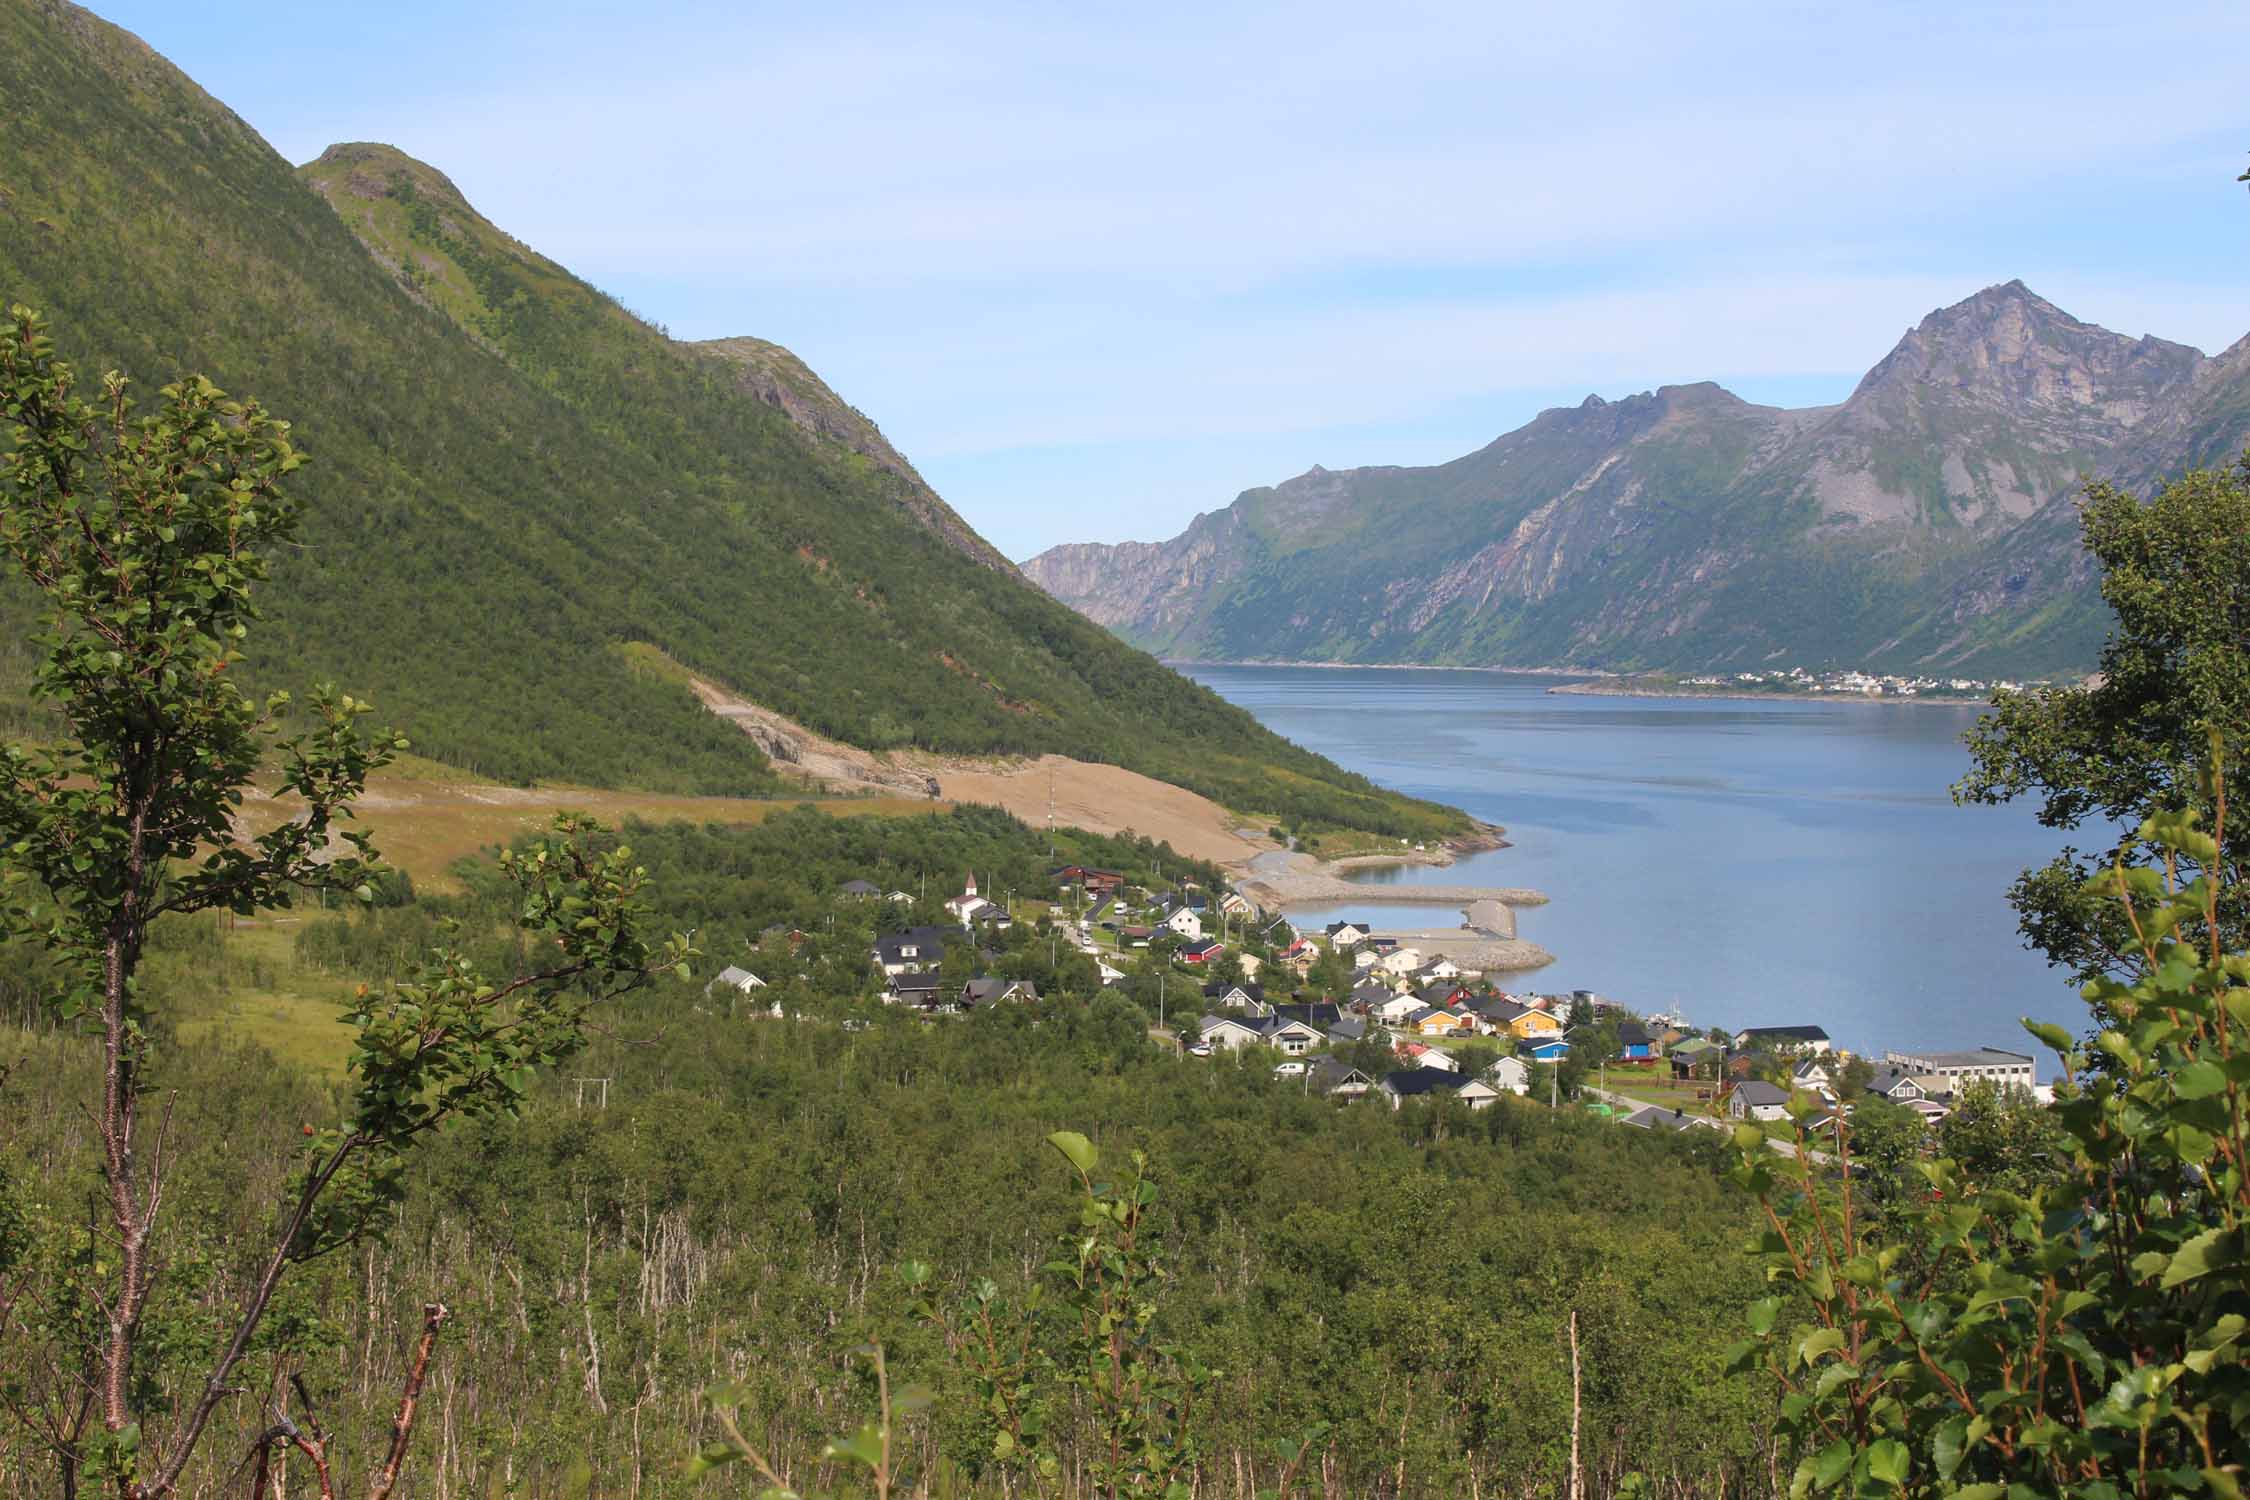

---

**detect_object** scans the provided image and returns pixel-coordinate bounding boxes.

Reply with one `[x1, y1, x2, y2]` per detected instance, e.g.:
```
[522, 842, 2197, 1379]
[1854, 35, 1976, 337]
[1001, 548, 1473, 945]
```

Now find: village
[706, 863, 2049, 1151]
[1558, 665, 2039, 702]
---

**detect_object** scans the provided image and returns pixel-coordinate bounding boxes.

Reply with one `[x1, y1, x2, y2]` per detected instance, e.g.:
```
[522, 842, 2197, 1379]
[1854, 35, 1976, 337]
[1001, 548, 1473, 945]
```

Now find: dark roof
[1327, 1017, 1367, 1043]
[1480, 997, 1530, 1022]
[1616, 1021, 1652, 1045]
[1203, 981, 1266, 1002]
[1272, 1002, 1341, 1028]
[1181, 938, 1224, 957]
[1735, 1025, 1832, 1043]
[1383, 1066, 1466, 1097]
[839, 879, 880, 896]
[874, 926, 959, 966]
[962, 977, 1037, 1003]
[1734, 1081, 1791, 1106]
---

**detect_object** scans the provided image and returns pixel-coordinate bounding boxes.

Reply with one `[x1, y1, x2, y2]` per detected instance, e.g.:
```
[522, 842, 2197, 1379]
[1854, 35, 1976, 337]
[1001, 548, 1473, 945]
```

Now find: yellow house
[1417, 1010, 1474, 1038]
[1509, 1009, 1562, 1040]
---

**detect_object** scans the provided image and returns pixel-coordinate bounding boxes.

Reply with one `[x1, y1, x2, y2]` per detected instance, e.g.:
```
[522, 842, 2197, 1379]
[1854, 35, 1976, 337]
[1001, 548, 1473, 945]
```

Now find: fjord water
[1188, 665, 2077, 1057]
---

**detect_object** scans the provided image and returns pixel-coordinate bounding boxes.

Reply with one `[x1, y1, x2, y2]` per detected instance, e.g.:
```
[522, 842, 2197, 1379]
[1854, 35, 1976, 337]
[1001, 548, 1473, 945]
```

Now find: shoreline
[1167, 657, 1596, 678]
[1547, 681, 1995, 708]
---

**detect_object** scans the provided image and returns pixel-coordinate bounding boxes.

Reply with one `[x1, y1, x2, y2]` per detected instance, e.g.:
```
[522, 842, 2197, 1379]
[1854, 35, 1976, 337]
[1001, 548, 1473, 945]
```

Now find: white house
[1454, 1077, 1504, 1111]
[1418, 957, 1463, 981]
[1323, 921, 1369, 949]
[1096, 959, 1127, 986]
[1199, 1015, 1267, 1051]
[1373, 992, 1427, 1026]
[1484, 1056, 1531, 1097]
[1263, 1019, 1324, 1056]
[1237, 952, 1264, 981]
[1728, 1081, 1792, 1122]
[708, 965, 767, 995]
[1377, 948, 1425, 977]
[1217, 891, 1253, 917]
[1158, 904, 1204, 942]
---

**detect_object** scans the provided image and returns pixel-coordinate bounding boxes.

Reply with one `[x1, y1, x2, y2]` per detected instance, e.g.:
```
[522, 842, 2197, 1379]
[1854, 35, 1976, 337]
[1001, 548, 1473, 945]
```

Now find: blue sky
[98, 0, 2250, 558]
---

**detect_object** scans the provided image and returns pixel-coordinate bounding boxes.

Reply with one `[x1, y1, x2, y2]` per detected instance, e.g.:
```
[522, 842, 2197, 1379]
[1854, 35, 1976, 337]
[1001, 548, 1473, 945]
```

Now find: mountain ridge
[0, 0, 1464, 841]
[1023, 281, 2250, 674]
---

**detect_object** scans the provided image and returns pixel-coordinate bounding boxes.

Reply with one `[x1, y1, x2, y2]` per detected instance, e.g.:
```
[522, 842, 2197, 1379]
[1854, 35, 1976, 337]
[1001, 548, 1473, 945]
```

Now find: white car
[1273, 1060, 1307, 1078]
[1187, 1041, 1213, 1057]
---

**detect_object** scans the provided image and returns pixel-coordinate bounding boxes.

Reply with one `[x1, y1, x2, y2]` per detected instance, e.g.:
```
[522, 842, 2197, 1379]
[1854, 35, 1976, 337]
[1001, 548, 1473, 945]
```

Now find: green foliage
[0, 5, 1461, 843]
[1958, 456, 2250, 993]
[0, 876, 1776, 1496]
[1729, 783, 2250, 1496]
[0, 308, 685, 1497]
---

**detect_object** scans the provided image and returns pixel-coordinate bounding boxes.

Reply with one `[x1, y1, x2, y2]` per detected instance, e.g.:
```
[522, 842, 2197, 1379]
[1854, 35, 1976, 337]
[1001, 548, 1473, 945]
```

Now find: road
[1581, 1085, 1835, 1165]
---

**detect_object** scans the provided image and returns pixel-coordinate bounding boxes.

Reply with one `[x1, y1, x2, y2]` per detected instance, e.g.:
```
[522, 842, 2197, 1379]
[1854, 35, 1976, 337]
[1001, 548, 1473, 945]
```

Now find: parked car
[1273, 1061, 1307, 1078]
[1187, 1041, 1213, 1057]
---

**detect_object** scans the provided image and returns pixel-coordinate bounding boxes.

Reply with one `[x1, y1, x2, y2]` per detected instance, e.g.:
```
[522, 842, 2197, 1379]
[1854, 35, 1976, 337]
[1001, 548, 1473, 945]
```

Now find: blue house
[1523, 1036, 1571, 1062]
[1616, 1021, 1656, 1062]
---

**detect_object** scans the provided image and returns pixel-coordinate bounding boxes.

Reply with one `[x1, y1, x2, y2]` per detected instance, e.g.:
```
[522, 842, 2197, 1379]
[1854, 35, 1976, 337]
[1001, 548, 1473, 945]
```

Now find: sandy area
[914, 753, 1276, 868]
[687, 673, 1278, 868]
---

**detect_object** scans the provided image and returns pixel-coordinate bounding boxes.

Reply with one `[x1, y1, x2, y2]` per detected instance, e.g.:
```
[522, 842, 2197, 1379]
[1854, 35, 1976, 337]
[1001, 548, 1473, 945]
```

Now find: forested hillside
[0, 0, 1457, 841]
[0, 808, 1777, 1499]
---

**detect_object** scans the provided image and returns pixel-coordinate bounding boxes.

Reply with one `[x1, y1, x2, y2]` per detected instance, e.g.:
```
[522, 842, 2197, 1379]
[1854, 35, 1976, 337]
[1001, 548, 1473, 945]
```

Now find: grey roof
[1204, 981, 1266, 1003]
[1616, 1021, 1652, 1045]
[1734, 1081, 1791, 1106]
[1403, 1006, 1440, 1025]
[1308, 1057, 1371, 1092]
[710, 965, 762, 989]
[839, 879, 881, 896]
[1327, 1017, 1367, 1043]
[1889, 1047, 2033, 1069]
[1865, 1066, 1924, 1097]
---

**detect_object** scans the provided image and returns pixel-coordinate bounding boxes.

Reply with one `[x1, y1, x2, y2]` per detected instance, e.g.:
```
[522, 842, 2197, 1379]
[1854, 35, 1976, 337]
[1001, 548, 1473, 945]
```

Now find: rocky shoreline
[1234, 849, 1553, 970]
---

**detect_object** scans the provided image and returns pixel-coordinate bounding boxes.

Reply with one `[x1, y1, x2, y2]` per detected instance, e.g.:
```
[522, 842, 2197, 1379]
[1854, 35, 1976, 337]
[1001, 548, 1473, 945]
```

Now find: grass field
[163, 758, 946, 1071]
[253, 759, 939, 891]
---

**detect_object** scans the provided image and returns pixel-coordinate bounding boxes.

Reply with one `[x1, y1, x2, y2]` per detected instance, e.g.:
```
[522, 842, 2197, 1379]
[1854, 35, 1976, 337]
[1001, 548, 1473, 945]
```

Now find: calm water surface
[1186, 665, 2084, 1057]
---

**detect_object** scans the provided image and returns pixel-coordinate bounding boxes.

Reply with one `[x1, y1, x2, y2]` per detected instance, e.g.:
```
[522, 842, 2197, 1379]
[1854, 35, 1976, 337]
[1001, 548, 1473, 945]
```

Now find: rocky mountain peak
[1844, 279, 2204, 424]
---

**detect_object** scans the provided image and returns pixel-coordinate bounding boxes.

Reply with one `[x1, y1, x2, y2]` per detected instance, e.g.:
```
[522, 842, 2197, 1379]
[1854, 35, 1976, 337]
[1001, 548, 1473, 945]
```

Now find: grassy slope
[0, 0, 1460, 839]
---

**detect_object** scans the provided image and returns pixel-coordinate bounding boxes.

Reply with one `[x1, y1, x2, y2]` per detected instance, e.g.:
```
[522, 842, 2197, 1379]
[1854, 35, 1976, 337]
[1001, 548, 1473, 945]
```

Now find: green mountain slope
[1027, 285, 2250, 676]
[0, 0, 1460, 839]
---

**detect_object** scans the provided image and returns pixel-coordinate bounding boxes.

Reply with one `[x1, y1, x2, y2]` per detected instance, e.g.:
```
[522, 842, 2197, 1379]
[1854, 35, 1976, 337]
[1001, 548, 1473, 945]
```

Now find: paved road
[1581, 1085, 1835, 1165]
